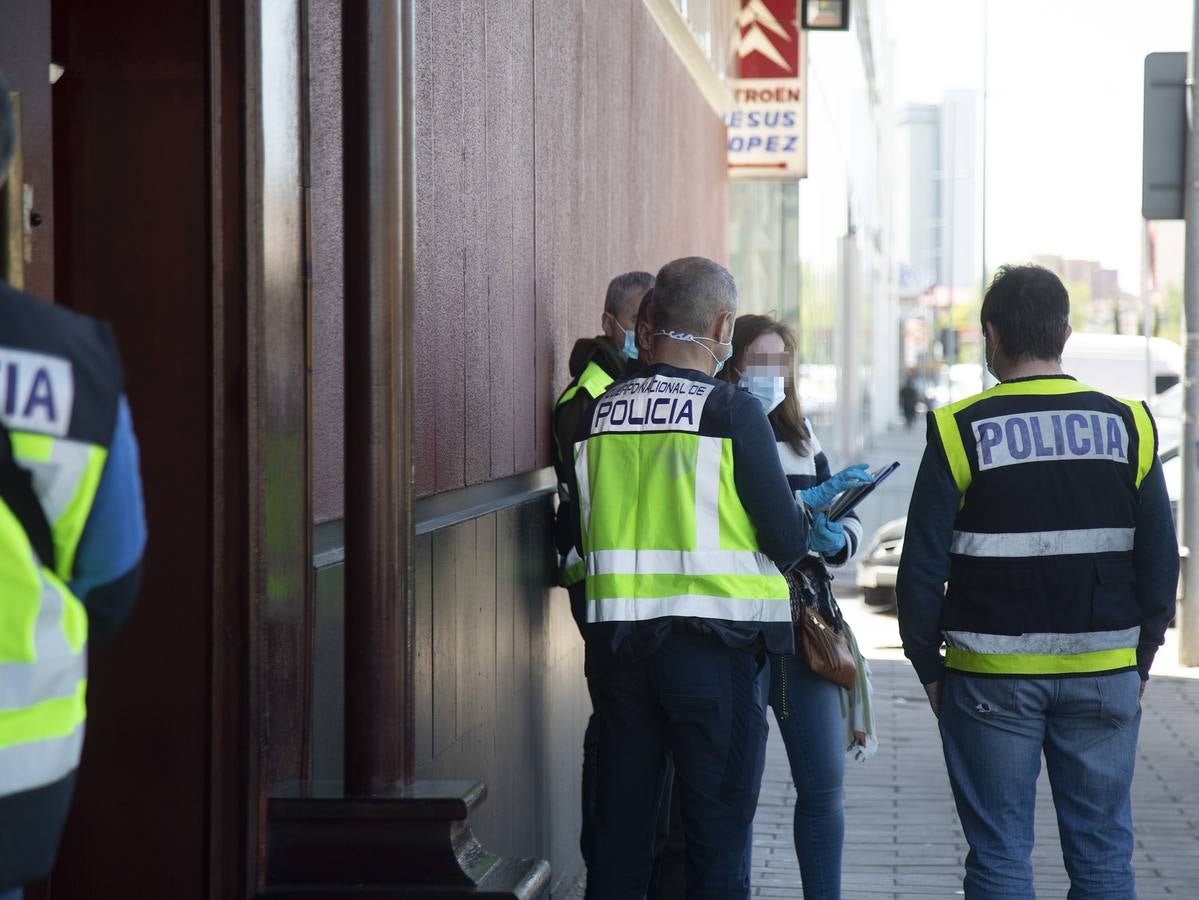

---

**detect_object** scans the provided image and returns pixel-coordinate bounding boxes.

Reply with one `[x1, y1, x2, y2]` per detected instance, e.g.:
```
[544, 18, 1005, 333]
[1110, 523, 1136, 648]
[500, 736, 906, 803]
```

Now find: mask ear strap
[607, 313, 631, 339]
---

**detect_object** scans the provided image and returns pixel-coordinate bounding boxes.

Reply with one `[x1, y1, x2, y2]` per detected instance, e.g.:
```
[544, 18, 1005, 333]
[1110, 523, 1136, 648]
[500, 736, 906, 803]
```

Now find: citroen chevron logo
[738, 0, 792, 73]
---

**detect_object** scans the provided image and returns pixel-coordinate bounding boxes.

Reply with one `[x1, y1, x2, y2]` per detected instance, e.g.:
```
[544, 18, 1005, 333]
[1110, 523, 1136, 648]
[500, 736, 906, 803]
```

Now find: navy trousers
[588, 633, 769, 900]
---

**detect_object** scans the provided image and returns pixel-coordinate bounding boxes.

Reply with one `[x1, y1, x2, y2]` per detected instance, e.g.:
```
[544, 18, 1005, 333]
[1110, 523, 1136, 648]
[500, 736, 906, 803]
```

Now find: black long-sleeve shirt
[896, 423, 1178, 684]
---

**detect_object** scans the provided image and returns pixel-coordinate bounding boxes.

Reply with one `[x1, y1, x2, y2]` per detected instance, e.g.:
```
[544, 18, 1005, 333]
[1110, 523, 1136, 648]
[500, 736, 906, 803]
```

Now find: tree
[1065, 280, 1094, 332]
[1157, 281, 1183, 343]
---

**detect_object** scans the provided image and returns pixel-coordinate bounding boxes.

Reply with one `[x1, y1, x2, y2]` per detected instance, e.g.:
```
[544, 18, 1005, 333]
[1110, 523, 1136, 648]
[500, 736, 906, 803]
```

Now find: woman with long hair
[721, 313, 873, 900]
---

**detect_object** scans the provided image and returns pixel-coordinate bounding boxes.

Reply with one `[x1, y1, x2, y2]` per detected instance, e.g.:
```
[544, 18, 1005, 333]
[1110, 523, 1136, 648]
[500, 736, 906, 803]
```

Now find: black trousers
[587, 634, 768, 900]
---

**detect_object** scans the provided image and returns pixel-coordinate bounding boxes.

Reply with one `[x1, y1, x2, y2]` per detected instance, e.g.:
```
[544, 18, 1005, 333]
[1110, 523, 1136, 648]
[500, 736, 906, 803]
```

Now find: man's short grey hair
[651, 257, 738, 335]
[604, 271, 655, 316]
[0, 71, 13, 181]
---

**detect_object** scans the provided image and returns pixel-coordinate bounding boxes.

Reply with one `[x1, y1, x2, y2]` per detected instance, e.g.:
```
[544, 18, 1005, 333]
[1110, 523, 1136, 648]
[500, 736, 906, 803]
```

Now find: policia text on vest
[561, 359, 809, 895]
[0, 279, 147, 891]
[896, 375, 1178, 899]
[569, 368, 805, 642]
[897, 376, 1176, 683]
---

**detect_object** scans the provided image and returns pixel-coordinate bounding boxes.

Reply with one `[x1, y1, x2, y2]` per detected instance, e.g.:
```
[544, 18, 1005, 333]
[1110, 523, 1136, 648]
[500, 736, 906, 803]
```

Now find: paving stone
[748, 424, 1199, 897]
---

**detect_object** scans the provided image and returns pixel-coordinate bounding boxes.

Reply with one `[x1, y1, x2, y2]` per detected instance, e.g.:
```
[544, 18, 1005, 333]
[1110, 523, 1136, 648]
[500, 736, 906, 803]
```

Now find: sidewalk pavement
[851, 420, 929, 547]
[751, 423, 1199, 898]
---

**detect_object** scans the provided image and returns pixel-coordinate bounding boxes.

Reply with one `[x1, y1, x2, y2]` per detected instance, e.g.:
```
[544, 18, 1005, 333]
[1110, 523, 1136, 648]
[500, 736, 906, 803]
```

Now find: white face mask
[742, 375, 786, 413]
[653, 330, 733, 376]
[986, 337, 1000, 381]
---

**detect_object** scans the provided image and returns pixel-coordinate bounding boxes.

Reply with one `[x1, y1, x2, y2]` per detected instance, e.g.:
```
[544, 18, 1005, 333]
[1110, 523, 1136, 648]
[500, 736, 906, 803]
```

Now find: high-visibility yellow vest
[575, 371, 789, 626]
[0, 295, 121, 799]
[554, 360, 616, 588]
[931, 376, 1155, 677]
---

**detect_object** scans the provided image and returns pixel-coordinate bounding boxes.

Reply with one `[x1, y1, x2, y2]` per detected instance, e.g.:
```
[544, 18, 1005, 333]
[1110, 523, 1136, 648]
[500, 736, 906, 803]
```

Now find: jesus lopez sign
[726, 0, 807, 180]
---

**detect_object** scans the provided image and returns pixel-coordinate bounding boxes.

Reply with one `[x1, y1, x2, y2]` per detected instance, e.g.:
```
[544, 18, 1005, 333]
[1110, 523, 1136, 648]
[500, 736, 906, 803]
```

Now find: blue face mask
[618, 322, 639, 361]
[608, 316, 639, 361]
[743, 375, 786, 414]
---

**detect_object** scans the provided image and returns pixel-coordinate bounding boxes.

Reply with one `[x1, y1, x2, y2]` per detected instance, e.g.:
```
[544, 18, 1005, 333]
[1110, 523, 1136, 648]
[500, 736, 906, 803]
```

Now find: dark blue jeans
[939, 670, 1141, 900]
[768, 651, 846, 900]
[582, 677, 601, 868]
[589, 633, 769, 900]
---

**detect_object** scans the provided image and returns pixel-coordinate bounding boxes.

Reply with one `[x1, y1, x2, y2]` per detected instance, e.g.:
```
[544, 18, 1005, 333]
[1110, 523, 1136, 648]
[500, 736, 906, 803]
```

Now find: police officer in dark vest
[0, 75, 147, 897]
[897, 264, 1178, 899]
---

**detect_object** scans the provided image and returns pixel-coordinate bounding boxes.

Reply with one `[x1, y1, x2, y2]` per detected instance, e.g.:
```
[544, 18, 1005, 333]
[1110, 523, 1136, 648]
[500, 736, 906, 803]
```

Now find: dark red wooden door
[23, 2, 228, 897]
[46, 1, 216, 896]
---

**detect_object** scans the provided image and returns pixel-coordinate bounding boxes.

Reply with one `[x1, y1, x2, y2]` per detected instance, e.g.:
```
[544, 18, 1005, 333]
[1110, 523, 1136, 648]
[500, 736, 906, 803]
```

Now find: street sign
[1143, 52, 1187, 220]
[726, 0, 807, 180]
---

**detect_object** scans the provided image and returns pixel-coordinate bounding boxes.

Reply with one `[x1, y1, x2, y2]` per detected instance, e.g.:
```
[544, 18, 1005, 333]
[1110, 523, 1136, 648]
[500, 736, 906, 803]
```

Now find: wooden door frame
[208, 0, 313, 894]
[207, 0, 254, 895]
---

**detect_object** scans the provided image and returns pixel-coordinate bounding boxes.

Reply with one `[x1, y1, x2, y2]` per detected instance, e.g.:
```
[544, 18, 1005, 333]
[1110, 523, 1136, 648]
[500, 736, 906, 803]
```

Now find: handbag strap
[795, 555, 846, 632]
[0, 419, 56, 570]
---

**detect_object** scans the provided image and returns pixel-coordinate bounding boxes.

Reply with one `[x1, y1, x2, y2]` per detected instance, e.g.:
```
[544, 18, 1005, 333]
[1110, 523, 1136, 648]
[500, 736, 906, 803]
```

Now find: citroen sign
[725, 0, 807, 179]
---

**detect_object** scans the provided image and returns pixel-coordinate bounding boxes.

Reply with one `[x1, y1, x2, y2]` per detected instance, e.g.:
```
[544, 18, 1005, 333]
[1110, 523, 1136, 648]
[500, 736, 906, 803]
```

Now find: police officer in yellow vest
[553, 271, 654, 605]
[896, 265, 1178, 900]
[0, 79, 147, 897]
[551, 271, 653, 875]
[563, 257, 810, 897]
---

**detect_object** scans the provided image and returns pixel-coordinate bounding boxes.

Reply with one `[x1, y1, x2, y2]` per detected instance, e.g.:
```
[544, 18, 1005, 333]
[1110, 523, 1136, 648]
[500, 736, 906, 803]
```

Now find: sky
[883, 0, 1193, 293]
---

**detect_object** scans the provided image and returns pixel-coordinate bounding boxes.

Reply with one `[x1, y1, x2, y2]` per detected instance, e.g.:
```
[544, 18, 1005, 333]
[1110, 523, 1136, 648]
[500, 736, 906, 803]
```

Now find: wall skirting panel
[310, 492, 587, 895]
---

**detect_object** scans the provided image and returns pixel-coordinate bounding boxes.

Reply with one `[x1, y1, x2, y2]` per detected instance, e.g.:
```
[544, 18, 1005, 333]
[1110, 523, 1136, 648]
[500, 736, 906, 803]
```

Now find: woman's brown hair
[720, 314, 811, 457]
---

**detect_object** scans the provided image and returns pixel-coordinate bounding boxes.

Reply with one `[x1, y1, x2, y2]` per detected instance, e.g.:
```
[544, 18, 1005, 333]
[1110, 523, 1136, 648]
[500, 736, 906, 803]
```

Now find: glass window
[672, 0, 740, 84]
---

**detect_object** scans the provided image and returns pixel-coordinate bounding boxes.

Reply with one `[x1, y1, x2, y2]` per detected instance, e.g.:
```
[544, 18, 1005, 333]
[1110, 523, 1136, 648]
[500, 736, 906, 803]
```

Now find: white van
[1060, 333, 1182, 402]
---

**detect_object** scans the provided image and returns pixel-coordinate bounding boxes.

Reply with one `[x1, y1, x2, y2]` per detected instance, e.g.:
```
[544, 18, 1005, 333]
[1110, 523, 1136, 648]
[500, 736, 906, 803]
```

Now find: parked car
[856, 516, 905, 611]
[1161, 442, 1180, 534]
[1150, 383, 1182, 453]
[1063, 333, 1182, 401]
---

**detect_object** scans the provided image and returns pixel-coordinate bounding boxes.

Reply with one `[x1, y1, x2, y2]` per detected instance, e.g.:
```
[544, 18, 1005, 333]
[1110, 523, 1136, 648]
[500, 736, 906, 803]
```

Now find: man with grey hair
[553, 269, 655, 608]
[0, 70, 147, 898]
[563, 256, 809, 896]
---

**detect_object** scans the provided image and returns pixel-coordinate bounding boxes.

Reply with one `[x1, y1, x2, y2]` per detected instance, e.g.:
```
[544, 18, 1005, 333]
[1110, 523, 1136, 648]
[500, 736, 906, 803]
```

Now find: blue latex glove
[808, 512, 847, 555]
[797, 463, 873, 510]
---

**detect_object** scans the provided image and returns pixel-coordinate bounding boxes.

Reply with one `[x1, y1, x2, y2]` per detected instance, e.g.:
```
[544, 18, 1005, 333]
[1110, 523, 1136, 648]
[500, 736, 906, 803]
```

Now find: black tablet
[827, 462, 900, 522]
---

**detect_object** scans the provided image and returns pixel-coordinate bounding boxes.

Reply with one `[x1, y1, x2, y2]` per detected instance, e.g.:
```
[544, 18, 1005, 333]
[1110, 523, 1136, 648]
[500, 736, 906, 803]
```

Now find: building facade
[727, 0, 897, 457]
[1, 1, 730, 896]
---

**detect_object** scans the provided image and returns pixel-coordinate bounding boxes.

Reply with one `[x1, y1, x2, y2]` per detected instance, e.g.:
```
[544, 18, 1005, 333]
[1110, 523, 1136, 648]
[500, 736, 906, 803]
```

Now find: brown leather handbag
[785, 560, 858, 691]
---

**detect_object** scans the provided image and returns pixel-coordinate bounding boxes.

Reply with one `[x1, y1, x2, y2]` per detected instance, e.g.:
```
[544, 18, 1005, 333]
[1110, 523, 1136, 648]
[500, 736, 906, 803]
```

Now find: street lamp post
[1180, 0, 1199, 665]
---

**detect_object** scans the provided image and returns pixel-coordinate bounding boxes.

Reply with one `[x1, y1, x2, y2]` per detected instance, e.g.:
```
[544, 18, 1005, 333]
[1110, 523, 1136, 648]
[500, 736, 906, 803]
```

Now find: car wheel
[863, 587, 896, 610]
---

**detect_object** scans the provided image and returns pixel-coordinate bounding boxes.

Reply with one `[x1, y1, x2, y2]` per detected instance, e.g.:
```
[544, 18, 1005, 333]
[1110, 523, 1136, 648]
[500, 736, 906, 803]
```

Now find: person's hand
[923, 679, 942, 718]
[852, 730, 866, 746]
[797, 464, 873, 510]
[807, 512, 846, 555]
[1140, 678, 1148, 701]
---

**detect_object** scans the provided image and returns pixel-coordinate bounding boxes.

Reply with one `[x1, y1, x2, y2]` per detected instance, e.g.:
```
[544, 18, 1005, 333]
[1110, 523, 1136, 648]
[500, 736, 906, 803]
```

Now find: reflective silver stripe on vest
[0, 562, 83, 712]
[19, 439, 94, 525]
[587, 548, 780, 579]
[694, 436, 722, 550]
[0, 655, 83, 712]
[588, 594, 792, 624]
[575, 441, 592, 544]
[950, 527, 1135, 557]
[0, 721, 84, 796]
[943, 626, 1141, 655]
